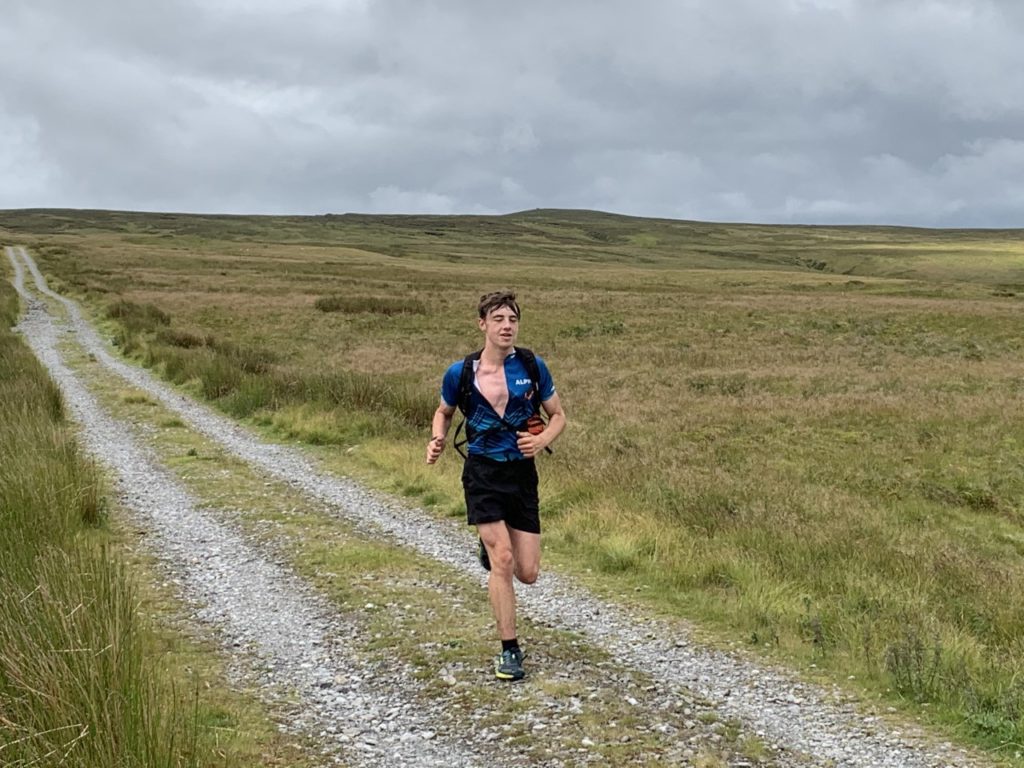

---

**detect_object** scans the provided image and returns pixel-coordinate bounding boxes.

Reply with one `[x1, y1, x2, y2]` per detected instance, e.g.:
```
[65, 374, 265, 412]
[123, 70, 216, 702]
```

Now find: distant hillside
[2, 207, 1023, 287]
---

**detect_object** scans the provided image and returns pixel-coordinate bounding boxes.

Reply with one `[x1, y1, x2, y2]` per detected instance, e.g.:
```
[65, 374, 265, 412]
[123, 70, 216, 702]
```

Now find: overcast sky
[2, 0, 1023, 226]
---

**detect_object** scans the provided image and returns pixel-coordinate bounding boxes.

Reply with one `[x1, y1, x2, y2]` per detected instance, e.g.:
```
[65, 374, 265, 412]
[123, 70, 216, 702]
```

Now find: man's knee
[515, 555, 539, 584]
[516, 565, 539, 584]
[490, 545, 515, 574]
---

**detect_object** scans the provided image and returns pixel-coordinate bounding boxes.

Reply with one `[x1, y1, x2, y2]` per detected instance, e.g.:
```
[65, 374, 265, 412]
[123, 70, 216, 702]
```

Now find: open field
[4, 207, 1024, 757]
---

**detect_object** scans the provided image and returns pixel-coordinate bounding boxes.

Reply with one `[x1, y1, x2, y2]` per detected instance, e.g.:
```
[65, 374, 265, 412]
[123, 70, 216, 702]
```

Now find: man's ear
[478, 317, 486, 332]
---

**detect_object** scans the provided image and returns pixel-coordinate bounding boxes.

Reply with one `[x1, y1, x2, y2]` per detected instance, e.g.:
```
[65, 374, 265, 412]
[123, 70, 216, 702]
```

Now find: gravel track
[5, 246, 494, 768]
[6, 244, 990, 767]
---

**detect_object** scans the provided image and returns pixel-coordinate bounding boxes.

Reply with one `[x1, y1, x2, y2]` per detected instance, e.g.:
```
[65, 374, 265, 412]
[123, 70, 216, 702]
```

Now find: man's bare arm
[516, 393, 566, 458]
[426, 401, 456, 464]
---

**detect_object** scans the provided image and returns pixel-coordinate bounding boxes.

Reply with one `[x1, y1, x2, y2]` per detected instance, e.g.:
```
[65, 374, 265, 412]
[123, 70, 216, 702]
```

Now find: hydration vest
[452, 347, 550, 459]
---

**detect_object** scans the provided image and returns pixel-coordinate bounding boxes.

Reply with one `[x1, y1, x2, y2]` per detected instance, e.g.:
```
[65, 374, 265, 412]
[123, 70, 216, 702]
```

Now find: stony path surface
[6, 246, 497, 768]
[5, 244, 991, 767]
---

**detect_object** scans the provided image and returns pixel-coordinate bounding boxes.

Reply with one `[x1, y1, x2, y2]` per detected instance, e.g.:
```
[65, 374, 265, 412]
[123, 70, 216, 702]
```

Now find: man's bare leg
[478, 521, 517, 639]
[478, 523, 541, 637]
[508, 527, 540, 585]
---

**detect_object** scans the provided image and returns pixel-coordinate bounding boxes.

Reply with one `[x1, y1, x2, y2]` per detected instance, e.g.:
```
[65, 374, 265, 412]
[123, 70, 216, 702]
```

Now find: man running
[426, 291, 566, 681]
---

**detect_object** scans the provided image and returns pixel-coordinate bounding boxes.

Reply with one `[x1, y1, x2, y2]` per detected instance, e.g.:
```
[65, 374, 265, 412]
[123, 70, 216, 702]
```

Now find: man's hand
[516, 431, 546, 458]
[426, 436, 445, 464]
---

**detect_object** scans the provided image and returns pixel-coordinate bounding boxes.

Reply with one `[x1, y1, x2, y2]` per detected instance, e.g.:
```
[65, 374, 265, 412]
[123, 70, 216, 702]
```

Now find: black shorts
[462, 455, 540, 534]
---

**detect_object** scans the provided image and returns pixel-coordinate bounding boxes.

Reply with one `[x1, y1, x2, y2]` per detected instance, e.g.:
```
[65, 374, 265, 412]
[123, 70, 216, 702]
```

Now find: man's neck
[480, 343, 513, 367]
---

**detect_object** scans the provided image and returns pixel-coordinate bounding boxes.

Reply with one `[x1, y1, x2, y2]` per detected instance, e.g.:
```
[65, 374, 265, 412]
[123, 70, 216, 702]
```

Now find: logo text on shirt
[514, 378, 532, 386]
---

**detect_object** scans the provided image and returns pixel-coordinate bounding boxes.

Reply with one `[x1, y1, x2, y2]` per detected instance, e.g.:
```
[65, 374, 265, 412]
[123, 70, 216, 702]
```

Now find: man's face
[478, 304, 519, 350]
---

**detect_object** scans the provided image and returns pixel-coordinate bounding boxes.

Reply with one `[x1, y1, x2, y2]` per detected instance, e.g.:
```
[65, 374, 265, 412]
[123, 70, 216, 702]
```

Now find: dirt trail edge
[8, 244, 988, 768]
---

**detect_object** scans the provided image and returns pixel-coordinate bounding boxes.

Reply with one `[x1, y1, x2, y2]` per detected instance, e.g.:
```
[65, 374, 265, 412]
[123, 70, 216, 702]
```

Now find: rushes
[0, 550, 197, 768]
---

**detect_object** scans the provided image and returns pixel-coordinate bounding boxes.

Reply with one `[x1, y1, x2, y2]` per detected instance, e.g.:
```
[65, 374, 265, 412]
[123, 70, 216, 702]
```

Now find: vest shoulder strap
[456, 349, 483, 415]
[514, 347, 542, 412]
[458, 347, 542, 415]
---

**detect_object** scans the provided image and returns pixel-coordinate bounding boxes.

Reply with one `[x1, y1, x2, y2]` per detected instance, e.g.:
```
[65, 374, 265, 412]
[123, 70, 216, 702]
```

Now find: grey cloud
[1, 0, 1023, 224]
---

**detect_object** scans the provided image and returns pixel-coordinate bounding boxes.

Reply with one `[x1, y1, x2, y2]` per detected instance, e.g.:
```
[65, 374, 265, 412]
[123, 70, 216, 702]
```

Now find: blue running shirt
[441, 350, 556, 461]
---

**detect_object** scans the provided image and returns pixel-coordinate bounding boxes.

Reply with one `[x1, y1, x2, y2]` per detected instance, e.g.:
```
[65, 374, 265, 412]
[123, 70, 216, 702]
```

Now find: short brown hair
[478, 290, 520, 319]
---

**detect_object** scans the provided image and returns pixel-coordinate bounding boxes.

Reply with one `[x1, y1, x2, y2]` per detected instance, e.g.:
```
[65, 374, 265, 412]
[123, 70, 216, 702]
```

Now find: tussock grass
[0, 281, 208, 767]
[107, 305, 436, 428]
[106, 297, 170, 329]
[11, 208, 1024, 757]
[314, 294, 427, 315]
[0, 548, 199, 767]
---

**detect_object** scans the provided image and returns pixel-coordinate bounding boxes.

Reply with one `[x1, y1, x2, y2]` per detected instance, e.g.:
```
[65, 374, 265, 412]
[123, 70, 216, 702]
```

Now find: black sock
[501, 638, 519, 652]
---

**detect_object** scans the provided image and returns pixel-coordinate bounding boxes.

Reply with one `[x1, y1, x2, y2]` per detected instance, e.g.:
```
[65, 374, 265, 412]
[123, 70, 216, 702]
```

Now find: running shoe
[494, 648, 525, 681]
[477, 537, 491, 571]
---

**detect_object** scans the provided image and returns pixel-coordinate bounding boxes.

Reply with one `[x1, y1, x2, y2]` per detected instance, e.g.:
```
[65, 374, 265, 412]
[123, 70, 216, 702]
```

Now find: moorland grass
[6, 208, 1024, 756]
[314, 294, 427, 315]
[107, 297, 435, 425]
[0, 279, 212, 767]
